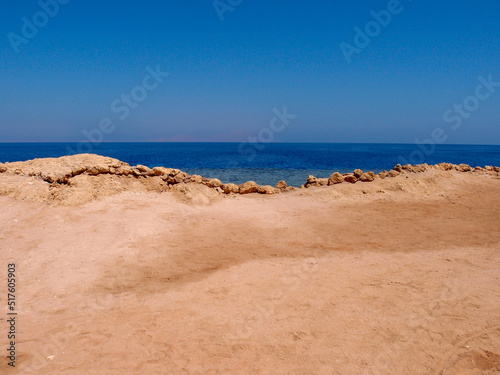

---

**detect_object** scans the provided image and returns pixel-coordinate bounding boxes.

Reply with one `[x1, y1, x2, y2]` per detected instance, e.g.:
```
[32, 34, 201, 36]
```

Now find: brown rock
[436, 162, 453, 171]
[344, 175, 358, 184]
[257, 185, 276, 194]
[86, 165, 110, 175]
[393, 164, 403, 173]
[203, 178, 222, 188]
[151, 167, 172, 176]
[378, 171, 388, 179]
[485, 165, 493, 171]
[318, 178, 329, 186]
[285, 186, 296, 192]
[135, 165, 151, 174]
[328, 172, 344, 185]
[353, 169, 363, 178]
[457, 164, 471, 172]
[239, 181, 259, 194]
[473, 166, 483, 172]
[189, 175, 203, 183]
[494, 166, 500, 173]
[0, 163, 6, 173]
[388, 170, 400, 177]
[276, 180, 287, 189]
[360, 171, 376, 182]
[402, 164, 413, 172]
[114, 165, 133, 176]
[166, 171, 190, 184]
[222, 183, 239, 194]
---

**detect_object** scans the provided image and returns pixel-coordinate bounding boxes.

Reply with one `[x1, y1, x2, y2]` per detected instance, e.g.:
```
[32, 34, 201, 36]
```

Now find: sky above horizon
[1, 0, 499, 144]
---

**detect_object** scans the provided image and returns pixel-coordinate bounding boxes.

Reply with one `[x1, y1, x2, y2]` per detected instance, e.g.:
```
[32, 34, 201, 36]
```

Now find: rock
[485, 166, 493, 171]
[360, 171, 376, 182]
[436, 162, 453, 171]
[239, 181, 259, 194]
[328, 172, 344, 185]
[222, 183, 239, 194]
[473, 166, 483, 172]
[353, 169, 363, 178]
[344, 175, 358, 184]
[393, 164, 403, 172]
[276, 180, 287, 189]
[307, 175, 317, 184]
[0, 163, 6, 173]
[151, 167, 172, 176]
[257, 185, 276, 194]
[318, 178, 329, 186]
[86, 165, 110, 175]
[285, 186, 296, 192]
[305, 175, 320, 188]
[135, 165, 151, 173]
[378, 171, 388, 179]
[166, 171, 190, 184]
[1, 154, 127, 183]
[494, 166, 500, 173]
[388, 170, 400, 177]
[114, 165, 133, 176]
[457, 164, 471, 172]
[402, 164, 413, 172]
[189, 175, 203, 183]
[203, 178, 222, 188]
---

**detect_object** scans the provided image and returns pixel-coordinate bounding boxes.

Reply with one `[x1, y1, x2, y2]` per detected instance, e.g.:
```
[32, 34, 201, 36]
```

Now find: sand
[0, 162, 499, 374]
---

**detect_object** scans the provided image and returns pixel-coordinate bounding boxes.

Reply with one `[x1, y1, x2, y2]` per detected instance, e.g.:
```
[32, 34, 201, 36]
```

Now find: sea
[1, 143, 499, 187]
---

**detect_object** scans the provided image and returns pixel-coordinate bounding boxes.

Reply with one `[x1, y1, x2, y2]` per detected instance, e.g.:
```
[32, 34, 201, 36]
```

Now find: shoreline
[0, 154, 499, 205]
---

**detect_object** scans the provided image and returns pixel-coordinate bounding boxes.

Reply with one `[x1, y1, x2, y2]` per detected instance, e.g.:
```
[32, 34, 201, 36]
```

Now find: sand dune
[0, 156, 499, 374]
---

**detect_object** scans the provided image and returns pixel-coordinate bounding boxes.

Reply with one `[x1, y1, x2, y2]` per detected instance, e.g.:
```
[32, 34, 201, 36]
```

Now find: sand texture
[0, 155, 499, 374]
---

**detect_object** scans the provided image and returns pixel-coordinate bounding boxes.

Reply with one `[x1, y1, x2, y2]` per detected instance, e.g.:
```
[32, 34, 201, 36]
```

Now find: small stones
[353, 169, 363, 178]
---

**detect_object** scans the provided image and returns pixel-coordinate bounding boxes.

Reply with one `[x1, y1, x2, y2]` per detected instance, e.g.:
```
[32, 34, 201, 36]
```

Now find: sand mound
[0, 155, 499, 205]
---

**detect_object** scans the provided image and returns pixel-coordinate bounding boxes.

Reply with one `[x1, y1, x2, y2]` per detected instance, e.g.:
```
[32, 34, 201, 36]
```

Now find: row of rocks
[1, 155, 499, 196]
[303, 163, 500, 188]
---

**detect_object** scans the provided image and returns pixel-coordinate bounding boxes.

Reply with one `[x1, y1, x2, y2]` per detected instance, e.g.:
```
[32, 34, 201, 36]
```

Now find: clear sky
[1, 0, 499, 144]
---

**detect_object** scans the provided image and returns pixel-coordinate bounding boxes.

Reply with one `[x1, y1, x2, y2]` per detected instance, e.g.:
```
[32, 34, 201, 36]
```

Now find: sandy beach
[0, 156, 499, 374]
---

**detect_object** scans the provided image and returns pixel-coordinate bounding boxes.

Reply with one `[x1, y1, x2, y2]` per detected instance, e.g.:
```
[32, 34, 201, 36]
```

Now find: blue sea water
[0, 143, 499, 187]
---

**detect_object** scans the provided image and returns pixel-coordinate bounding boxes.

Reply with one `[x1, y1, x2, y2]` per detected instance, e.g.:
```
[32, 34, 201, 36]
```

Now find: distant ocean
[1, 143, 499, 187]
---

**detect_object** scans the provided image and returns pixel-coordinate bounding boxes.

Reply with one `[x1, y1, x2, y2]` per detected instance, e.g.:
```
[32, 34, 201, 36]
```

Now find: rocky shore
[0, 154, 499, 204]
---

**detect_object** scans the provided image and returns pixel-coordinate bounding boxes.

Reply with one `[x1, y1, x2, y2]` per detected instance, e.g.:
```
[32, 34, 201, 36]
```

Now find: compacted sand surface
[0, 160, 499, 374]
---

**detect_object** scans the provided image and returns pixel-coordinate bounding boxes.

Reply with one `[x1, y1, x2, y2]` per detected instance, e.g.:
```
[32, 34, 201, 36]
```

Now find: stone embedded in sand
[151, 167, 172, 176]
[190, 175, 203, 183]
[436, 162, 453, 171]
[344, 175, 358, 183]
[114, 165, 133, 176]
[0, 163, 6, 173]
[276, 180, 287, 189]
[393, 164, 403, 172]
[318, 178, 329, 186]
[378, 171, 388, 179]
[402, 164, 413, 172]
[485, 166, 493, 171]
[166, 171, 190, 184]
[257, 185, 276, 194]
[222, 183, 239, 194]
[135, 165, 151, 174]
[494, 166, 500, 172]
[360, 172, 376, 182]
[203, 178, 222, 188]
[473, 166, 483, 172]
[457, 164, 471, 172]
[353, 169, 363, 178]
[328, 172, 344, 185]
[304, 175, 320, 188]
[87, 165, 110, 175]
[239, 181, 259, 194]
[388, 170, 400, 177]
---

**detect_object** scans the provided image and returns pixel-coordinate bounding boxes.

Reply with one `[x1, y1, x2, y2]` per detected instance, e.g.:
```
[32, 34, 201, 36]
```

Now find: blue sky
[1, 0, 499, 144]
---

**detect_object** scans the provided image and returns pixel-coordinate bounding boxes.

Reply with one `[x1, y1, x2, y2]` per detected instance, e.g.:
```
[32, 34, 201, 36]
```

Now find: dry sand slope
[0, 156, 499, 374]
